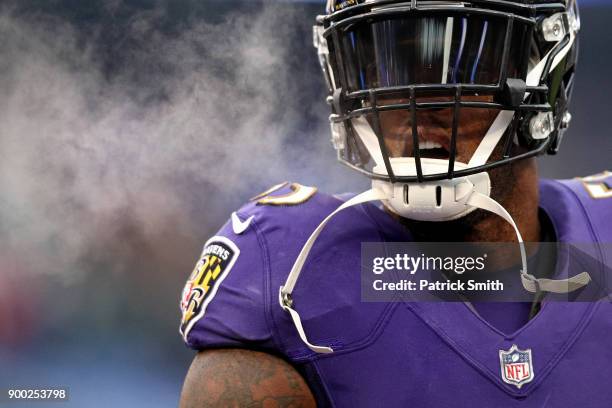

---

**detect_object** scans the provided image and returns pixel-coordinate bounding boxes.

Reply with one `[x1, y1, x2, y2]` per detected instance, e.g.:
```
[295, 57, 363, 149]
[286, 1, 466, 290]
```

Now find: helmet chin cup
[372, 158, 491, 222]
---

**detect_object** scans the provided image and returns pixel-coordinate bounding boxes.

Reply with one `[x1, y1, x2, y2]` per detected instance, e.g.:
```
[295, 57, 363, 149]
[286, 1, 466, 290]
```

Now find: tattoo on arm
[179, 349, 316, 408]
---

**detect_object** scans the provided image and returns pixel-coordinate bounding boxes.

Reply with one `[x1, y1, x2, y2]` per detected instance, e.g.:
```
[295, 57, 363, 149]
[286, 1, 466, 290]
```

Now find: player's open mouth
[412, 138, 450, 160]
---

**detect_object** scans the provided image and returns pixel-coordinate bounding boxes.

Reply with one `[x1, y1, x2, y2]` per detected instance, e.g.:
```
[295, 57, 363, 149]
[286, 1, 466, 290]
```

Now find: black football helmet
[315, 0, 579, 186]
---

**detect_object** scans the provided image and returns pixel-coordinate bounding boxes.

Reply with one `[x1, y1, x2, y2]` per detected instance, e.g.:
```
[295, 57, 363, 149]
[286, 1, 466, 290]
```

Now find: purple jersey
[180, 174, 612, 407]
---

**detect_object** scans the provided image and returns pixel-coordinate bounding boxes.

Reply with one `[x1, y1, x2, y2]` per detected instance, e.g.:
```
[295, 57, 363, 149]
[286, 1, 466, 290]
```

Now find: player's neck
[393, 159, 541, 243]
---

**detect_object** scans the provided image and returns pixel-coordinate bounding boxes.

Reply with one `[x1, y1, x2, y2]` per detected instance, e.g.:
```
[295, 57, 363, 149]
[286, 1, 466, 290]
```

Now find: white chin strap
[371, 158, 490, 222]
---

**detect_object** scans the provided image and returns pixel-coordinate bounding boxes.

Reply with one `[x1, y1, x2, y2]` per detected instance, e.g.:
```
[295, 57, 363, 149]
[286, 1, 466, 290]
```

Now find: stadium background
[0, 0, 610, 406]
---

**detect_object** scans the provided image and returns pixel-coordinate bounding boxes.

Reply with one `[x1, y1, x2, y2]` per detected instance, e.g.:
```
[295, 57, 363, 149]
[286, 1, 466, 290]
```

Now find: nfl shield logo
[499, 344, 534, 389]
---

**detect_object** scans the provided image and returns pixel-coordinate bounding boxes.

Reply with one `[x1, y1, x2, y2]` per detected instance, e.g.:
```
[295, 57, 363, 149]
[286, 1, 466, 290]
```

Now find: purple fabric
[470, 301, 533, 334]
[183, 176, 612, 407]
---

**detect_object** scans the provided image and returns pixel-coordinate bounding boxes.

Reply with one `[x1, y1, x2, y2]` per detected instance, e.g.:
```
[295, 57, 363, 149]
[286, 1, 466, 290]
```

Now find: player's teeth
[420, 141, 443, 150]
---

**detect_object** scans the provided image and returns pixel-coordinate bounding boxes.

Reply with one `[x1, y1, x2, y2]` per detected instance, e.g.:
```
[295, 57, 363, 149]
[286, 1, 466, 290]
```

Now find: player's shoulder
[179, 181, 384, 352]
[540, 171, 612, 242]
[232, 181, 346, 237]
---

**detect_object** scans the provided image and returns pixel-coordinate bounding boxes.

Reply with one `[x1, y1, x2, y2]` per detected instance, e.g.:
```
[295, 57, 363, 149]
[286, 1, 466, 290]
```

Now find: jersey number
[580, 171, 612, 199]
[251, 182, 317, 206]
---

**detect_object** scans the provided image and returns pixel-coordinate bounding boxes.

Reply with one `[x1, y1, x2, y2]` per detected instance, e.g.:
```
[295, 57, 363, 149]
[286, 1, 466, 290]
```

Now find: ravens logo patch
[180, 236, 240, 339]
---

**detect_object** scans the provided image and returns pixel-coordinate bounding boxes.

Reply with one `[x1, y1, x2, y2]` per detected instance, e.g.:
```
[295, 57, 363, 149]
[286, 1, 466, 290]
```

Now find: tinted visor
[338, 14, 529, 91]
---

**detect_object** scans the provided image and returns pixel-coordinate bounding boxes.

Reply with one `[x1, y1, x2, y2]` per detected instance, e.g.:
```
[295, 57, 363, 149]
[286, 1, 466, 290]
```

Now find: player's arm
[179, 348, 316, 408]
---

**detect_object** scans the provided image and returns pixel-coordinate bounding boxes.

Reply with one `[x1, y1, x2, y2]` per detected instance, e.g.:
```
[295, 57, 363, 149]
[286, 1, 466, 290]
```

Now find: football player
[179, 0, 612, 406]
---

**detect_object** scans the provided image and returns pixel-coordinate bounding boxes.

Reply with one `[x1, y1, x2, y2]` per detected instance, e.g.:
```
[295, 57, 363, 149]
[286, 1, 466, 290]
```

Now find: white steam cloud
[0, 3, 357, 282]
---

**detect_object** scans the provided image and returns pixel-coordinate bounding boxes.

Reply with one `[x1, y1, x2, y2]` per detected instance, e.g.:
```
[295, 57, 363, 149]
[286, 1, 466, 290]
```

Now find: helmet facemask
[315, 0, 580, 220]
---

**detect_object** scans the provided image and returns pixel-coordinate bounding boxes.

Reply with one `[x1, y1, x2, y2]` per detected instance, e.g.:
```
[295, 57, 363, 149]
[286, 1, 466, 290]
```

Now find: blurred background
[0, 0, 610, 406]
